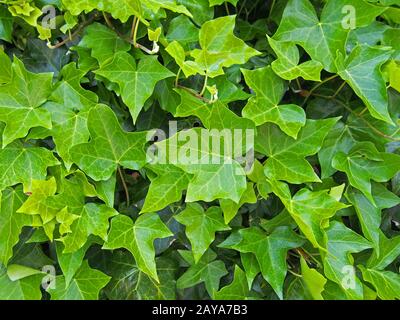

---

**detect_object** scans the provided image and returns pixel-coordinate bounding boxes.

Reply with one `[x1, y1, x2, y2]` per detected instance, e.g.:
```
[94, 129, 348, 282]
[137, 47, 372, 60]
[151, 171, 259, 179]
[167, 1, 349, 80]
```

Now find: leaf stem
[132, 16, 139, 45]
[334, 99, 400, 142]
[118, 166, 130, 206]
[48, 13, 98, 49]
[224, 2, 230, 15]
[301, 74, 339, 107]
[200, 74, 208, 96]
[175, 68, 182, 87]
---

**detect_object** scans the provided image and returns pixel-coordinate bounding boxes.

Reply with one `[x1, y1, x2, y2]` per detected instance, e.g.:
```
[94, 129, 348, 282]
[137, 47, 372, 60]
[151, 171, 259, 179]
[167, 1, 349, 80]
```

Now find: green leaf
[47, 63, 98, 168]
[346, 184, 400, 250]
[0, 187, 29, 265]
[48, 260, 111, 300]
[220, 226, 304, 299]
[175, 203, 230, 262]
[359, 267, 400, 300]
[60, 203, 118, 253]
[0, 57, 53, 147]
[333, 142, 400, 205]
[213, 266, 249, 300]
[256, 118, 339, 184]
[300, 256, 327, 300]
[0, 5, 13, 42]
[267, 36, 323, 82]
[0, 143, 59, 191]
[274, 0, 386, 72]
[269, 180, 348, 248]
[318, 122, 357, 178]
[190, 15, 261, 77]
[220, 182, 257, 224]
[242, 66, 306, 138]
[0, 265, 42, 300]
[94, 250, 178, 300]
[177, 250, 227, 296]
[155, 127, 248, 203]
[96, 52, 175, 122]
[336, 45, 394, 124]
[367, 233, 400, 270]
[103, 214, 172, 281]
[141, 164, 191, 213]
[70, 104, 150, 181]
[79, 23, 131, 65]
[322, 221, 372, 300]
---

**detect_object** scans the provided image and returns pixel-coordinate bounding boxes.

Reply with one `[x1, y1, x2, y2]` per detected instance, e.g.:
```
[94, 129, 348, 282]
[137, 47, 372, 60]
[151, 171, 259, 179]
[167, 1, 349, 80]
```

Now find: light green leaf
[300, 256, 327, 300]
[360, 267, 400, 300]
[267, 36, 323, 81]
[190, 15, 261, 77]
[48, 260, 111, 300]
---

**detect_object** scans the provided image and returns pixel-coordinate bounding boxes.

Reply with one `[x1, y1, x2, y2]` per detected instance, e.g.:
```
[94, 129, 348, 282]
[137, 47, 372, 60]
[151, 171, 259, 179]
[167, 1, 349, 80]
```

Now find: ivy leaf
[17, 178, 58, 226]
[336, 45, 394, 124]
[46, 63, 98, 168]
[0, 266, 42, 300]
[240, 253, 260, 288]
[269, 180, 348, 248]
[92, 250, 178, 300]
[190, 15, 261, 77]
[242, 66, 306, 138]
[213, 266, 249, 300]
[274, 0, 386, 72]
[256, 118, 339, 184]
[96, 52, 174, 123]
[0, 57, 53, 147]
[141, 164, 191, 214]
[300, 256, 327, 300]
[322, 221, 372, 300]
[177, 250, 228, 296]
[267, 36, 323, 82]
[318, 122, 357, 179]
[62, 0, 144, 23]
[70, 104, 150, 181]
[219, 182, 257, 224]
[47, 260, 111, 300]
[55, 241, 92, 287]
[367, 233, 400, 270]
[0, 187, 29, 265]
[360, 267, 400, 300]
[175, 203, 230, 262]
[0, 5, 13, 42]
[60, 203, 118, 253]
[0, 142, 59, 191]
[220, 226, 304, 299]
[333, 142, 400, 205]
[79, 23, 131, 65]
[103, 214, 173, 281]
[155, 127, 247, 203]
[346, 184, 400, 251]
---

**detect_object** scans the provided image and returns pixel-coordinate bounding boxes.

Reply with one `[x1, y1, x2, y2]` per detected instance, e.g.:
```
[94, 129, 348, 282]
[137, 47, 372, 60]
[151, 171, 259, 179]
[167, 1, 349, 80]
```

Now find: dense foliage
[0, 0, 400, 300]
